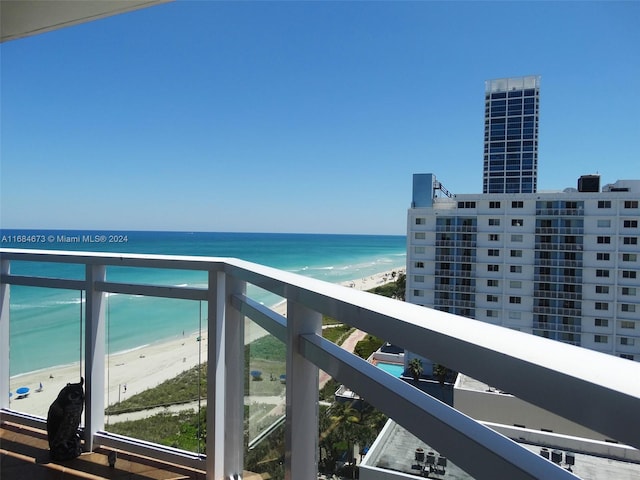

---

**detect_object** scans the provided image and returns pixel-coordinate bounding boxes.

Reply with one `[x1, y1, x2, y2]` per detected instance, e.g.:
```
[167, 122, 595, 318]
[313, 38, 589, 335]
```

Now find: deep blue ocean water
[1, 230, 406, 375]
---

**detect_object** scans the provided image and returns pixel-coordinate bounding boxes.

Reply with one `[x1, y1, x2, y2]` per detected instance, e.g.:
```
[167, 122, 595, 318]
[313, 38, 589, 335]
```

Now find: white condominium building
[407, 173, 640, 361]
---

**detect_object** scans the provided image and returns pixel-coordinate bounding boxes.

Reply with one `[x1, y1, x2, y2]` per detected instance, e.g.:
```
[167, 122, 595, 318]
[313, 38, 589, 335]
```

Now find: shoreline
[9, 267, 404, 418]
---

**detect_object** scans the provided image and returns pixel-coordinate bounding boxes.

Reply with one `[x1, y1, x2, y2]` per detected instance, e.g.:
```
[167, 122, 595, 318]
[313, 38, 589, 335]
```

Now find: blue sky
[1, 1, 638, 235]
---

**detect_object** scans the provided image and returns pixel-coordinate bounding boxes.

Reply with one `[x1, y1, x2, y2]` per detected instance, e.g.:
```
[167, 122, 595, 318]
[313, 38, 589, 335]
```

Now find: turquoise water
[377, 362, 405, 378]
[1, 230, 406, 375]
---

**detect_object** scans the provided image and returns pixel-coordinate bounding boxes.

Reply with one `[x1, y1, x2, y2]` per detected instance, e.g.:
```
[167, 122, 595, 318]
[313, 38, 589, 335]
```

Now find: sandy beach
[9, 268, 404, 418]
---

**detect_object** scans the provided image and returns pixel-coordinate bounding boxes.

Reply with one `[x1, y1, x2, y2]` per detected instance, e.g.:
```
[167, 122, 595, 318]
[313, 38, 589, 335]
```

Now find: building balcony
[535, 209, 584, 216]
[535, 227, 585, 235]
[535, 275, 583, 284]
[435, 241, 477, 248]
[1, 249, 640, 480]
[533, 306, 582, 317]
[534, 290, 583, 301]
[535, 243, 584, 251]
[533, 322, 582, 333]
[536, 259, 582, 268]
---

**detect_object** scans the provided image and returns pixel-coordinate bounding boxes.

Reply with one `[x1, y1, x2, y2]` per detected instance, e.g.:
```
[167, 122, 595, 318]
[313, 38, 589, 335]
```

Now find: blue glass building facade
[483, 76, 540, 194]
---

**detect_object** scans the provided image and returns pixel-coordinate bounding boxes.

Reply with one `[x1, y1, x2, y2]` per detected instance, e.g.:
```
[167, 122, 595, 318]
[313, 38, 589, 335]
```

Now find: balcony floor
[1, 421, 216, 480]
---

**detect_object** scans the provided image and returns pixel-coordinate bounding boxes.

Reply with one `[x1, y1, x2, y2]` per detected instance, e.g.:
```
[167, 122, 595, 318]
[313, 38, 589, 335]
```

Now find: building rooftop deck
[362, 420, 640, 480]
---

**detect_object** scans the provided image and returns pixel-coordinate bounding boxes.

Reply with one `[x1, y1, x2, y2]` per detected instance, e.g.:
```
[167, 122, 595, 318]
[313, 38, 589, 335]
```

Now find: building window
[596, 285, 610, 294]
[510, 280, 522, 288]
[509, 311, 521, 320]
[511, 234, 523, 242]
[594, 335, 608, 344]
[487, 279, 499, 287]
[512, 201, 524, 208]
[414, 275, 425, 283]
[622, 304, 636, 313]
[486, 310, 498, 317]
[621, 337, 635, 346]
[415, 232, 426, 240]
[413, 290, 425, 297]
[488, 264, 500, 272]
[597, 219, 611, 228]
[598, 200, 611, 208]
[458, 201, 476, 208]
[511, 219, 523, 226]
[623, 270, 637, 279]
[489, 201, 501, 209]
[623, 237, 638, 245]
[596, 269, 610, 277]
[415, 246, 425, 254]
[623, 254, 637, 262]
[624, 220, 638, 228]
[621, 321, 636, 329]
[489, 234, 500, 241]
[510, 265, 522, 273]
[510, 249, 523, 257]
[488, 249, 499, 256]
[415, 217, 426, 225]
[597, 236, 611, 244]
[414, 261, 425, 268]
[624, 201, 639, 209]
[509, 296, 521, 304]
[621, 354, 635, 360]
[622, 287, 637, 296]
[597, 252, 610, 261]
[489, 218, 501, 226]
[487, 295, 499, 302]
[595, 318, 609, 327]
[595, 302, 609, 311]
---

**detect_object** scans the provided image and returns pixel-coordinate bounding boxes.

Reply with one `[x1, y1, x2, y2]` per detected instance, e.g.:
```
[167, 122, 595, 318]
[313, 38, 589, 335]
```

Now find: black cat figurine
[46, 378, 84, 461]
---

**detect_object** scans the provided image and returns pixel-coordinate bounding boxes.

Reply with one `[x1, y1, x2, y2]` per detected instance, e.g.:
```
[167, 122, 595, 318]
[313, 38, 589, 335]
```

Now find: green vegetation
[322, 323, 354, 344]
[408, 358, 424, 381]
[105, 365, 206, 415]
[354, 334, 384, 360]
[108, 409, 206, 452]
[369, 271, 405, 300]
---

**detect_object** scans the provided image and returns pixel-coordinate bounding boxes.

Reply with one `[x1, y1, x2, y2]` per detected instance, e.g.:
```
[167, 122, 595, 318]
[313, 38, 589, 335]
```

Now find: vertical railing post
[0, 259, 10, 411]
[285, 300, 321, 479]
[84, 264, 106, 452]
[207, 270, 225, 480]
[225, 276, 246, 477]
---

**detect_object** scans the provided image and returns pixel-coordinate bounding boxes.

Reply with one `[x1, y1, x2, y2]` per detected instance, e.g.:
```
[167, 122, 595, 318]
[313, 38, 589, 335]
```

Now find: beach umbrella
[16, 387, 29, 397]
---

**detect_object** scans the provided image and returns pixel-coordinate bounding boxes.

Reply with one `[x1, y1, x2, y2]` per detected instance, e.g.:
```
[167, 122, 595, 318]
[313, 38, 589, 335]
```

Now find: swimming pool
[376, 361, 404, 378]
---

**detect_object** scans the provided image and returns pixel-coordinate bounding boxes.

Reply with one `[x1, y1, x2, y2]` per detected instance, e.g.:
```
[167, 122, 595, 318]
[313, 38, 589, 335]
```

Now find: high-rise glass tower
[483, 75, 540, 194]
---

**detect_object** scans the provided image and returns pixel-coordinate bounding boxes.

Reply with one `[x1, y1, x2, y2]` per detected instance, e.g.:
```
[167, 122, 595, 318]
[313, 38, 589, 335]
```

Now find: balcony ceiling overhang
[1, 0, 172, 43]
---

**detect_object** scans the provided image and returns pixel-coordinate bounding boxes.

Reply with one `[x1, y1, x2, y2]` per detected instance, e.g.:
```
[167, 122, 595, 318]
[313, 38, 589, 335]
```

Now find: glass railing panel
[9, 285, 85, 419]
[244, 316, 286, 480]
[103, 295, 206, 455]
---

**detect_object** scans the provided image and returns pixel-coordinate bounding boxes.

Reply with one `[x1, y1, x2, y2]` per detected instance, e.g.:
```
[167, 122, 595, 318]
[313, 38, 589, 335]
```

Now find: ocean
[1, 230, 406, 376]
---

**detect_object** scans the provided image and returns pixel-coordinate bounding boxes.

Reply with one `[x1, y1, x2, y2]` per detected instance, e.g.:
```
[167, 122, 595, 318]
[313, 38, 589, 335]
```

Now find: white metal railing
[2, 249, 640, 479]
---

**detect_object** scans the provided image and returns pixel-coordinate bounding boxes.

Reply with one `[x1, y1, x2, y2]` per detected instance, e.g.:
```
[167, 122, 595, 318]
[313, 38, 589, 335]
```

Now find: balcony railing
[2, 248, 640, 479]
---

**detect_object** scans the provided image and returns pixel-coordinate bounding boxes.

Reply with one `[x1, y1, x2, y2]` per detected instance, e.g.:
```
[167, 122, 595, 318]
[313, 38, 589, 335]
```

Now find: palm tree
[408, 358, 423, 382]
[433, 363, 448, 386]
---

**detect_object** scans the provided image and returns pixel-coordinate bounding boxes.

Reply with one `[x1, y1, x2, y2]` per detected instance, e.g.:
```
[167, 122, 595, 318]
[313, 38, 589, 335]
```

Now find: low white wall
[372, 351, 405, 364]
[486, 423, 640, 463]
[454, 386, 611, 441]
